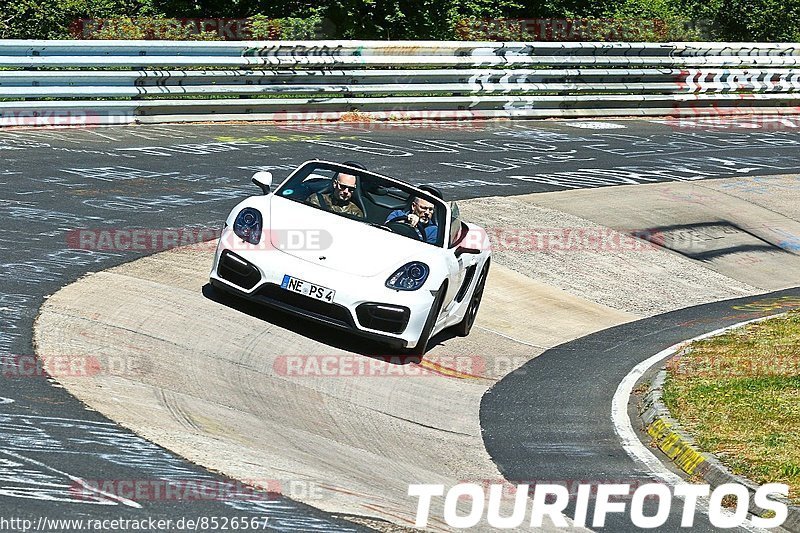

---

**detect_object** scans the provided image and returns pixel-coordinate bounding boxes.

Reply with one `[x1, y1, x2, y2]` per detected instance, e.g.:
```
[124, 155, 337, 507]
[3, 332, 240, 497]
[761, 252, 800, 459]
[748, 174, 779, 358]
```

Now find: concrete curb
[640, 359, 800, 532]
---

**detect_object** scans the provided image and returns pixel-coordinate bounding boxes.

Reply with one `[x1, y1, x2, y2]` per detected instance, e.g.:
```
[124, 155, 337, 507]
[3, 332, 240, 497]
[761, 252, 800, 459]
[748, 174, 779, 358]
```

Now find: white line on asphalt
[0, 412, 117, 424]
[0, 448, 143, 508]
[474, 324, 547, 349]
[611, 314, 782, 532]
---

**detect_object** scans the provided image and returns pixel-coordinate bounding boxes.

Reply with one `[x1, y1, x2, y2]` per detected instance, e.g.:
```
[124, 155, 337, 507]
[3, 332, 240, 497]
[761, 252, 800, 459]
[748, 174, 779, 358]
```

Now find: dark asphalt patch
[634, 221, 789, 261]
[480, 288, 800, 532]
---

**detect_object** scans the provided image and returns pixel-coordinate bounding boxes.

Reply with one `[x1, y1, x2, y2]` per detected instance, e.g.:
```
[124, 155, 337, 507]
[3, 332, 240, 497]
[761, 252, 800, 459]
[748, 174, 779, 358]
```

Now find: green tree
[1, 0, 798, 41]
[1, 0, 158, 39]
[603, 0, 705, 40]
[714, 0, 800, 40]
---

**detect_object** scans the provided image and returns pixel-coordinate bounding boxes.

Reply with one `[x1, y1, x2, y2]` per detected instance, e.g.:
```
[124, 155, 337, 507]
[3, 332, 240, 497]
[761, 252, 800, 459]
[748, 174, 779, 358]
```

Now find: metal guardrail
[1, 40, 800, 125]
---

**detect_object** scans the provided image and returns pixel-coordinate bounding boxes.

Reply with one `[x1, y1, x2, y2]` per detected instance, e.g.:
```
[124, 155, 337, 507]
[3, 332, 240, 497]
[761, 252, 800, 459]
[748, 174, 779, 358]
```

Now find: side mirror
[455, 246, 481, 257]
[252, 171, 273, 194]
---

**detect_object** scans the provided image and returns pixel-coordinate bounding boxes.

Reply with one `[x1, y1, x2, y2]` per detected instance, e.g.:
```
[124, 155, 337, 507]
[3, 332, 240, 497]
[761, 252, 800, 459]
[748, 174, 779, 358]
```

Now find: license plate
[281, 275, 335, 303]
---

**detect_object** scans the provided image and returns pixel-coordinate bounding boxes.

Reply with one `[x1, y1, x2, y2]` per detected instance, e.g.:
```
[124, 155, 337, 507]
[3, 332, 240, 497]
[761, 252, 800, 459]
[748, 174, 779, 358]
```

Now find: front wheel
[453, 260, 489, 337]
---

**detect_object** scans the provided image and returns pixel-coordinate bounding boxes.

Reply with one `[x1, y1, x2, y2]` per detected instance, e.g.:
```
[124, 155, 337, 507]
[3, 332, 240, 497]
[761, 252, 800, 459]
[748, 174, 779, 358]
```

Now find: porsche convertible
[209, 160, 491, 354]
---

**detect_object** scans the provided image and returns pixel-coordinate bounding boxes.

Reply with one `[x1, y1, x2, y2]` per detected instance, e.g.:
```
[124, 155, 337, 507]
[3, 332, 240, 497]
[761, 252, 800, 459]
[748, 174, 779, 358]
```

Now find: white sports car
[209, 160, 491, 354]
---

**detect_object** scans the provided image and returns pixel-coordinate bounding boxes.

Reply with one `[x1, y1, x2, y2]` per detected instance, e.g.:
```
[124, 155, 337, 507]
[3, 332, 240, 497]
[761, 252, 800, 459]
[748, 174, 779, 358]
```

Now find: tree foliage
[1, 0, 797, 41]
[1, 0, 157, 39]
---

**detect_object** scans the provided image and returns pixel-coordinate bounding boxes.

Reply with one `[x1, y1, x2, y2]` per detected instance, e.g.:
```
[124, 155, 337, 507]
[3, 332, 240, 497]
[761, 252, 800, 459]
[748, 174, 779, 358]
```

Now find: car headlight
[233, 208, 262, 245]
[386, 261, 429, 291]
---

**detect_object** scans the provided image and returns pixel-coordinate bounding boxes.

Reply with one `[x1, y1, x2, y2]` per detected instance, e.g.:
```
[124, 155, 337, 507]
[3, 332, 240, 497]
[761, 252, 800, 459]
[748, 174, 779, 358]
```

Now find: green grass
[663, 311, 800, 503]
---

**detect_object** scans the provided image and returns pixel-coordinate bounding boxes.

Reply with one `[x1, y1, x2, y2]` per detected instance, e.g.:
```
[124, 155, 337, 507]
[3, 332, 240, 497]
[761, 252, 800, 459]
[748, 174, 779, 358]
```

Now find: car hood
[268, 196, 437, 277]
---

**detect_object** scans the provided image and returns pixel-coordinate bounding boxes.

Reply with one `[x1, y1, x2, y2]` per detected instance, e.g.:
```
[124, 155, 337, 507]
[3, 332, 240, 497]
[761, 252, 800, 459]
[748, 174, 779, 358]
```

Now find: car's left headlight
[386, 261, 429, 291]
[233, 208, 262, 245]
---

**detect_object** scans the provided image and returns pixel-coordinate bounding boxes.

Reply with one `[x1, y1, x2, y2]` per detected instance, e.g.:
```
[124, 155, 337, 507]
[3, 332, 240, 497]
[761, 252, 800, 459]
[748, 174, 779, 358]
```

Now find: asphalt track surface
[482, 287, 800, 532]
[3, 117, 800, 531]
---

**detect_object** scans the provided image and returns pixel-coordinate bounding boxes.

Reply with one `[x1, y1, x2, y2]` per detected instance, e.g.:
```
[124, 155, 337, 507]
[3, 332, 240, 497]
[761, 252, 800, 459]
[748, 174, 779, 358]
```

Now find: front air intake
[217, 250, 261, 290]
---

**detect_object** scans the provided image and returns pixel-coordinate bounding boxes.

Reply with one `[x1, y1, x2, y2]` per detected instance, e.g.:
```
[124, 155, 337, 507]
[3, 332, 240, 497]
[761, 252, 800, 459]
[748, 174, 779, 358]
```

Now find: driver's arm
[385, 209, 406, 224]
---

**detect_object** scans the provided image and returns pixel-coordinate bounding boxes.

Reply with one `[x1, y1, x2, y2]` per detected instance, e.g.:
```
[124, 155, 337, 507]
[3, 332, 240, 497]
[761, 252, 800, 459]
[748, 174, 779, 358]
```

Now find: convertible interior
[276, 163, 446, 244]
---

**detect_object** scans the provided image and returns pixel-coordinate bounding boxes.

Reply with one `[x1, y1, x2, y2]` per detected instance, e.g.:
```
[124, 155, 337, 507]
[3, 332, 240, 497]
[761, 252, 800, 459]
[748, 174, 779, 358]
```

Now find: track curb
[640, 360, 800, 532]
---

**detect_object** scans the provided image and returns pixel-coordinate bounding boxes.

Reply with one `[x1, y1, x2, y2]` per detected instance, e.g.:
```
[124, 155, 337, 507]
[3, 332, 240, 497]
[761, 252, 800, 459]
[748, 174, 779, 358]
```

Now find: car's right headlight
[386, 261, 429, 291]
[233, 208, 262, 245]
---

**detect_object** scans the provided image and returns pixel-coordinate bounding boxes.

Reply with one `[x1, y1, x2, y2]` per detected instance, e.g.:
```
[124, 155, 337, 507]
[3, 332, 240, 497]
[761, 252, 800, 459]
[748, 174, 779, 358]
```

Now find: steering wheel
[387, 215, 411, 224]
[385, 216, 424, 240]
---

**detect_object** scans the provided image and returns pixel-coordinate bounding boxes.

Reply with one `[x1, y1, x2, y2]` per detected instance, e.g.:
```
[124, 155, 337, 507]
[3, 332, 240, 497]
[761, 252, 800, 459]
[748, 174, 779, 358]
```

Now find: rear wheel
[410, 283, 446, 356]
[454, 260, 489, 337]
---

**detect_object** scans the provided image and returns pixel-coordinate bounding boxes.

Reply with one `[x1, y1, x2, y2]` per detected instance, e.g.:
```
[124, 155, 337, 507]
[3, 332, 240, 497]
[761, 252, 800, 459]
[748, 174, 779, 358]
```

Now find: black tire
[454, 260, 490, 337]
[410, 283, 446, 356]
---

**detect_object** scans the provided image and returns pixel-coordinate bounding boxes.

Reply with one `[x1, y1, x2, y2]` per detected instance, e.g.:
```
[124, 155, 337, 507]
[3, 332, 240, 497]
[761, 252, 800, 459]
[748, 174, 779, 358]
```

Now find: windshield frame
[274, 160, 451, 249]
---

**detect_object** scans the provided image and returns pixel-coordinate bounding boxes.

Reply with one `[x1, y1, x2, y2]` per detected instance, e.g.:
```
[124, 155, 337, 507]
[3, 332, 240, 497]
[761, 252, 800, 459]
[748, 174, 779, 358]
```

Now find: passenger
[306, 173, 364, 218]
[385, 196, 438, 244]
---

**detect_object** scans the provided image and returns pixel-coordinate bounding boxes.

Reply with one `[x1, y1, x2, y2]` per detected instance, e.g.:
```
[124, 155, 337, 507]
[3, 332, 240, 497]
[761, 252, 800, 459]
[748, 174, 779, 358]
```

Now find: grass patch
[663, 310, 800, 504]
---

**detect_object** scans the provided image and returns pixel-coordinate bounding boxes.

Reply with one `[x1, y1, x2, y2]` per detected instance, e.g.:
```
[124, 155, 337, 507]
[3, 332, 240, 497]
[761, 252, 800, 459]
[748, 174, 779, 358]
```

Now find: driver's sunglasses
[334, 180, 356, 192]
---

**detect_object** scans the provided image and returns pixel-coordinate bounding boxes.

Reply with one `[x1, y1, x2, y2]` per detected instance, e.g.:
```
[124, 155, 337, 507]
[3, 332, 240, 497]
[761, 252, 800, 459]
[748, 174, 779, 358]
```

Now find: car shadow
[201, 283, 450, 362]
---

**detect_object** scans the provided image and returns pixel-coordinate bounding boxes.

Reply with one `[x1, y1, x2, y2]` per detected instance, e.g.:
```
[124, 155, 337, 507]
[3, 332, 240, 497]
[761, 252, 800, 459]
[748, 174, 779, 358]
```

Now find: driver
[306, 173, 364, 218]
[385, 196, 438, 244]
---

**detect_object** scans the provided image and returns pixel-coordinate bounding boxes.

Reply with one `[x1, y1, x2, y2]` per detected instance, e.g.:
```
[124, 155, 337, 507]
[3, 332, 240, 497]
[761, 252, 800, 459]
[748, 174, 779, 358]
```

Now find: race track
[4, 117, 800, 531]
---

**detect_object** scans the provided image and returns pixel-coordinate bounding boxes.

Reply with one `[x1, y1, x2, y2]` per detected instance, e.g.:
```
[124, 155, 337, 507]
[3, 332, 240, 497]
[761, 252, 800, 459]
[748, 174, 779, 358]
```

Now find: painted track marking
[611, 315, 783, 532]
[0, 448, 143, 508]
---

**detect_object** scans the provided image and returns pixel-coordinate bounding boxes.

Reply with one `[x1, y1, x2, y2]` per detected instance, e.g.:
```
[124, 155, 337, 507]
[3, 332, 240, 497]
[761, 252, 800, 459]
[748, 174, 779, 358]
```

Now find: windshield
[275, 162, 447, 247]
[448, 201, 469, 248]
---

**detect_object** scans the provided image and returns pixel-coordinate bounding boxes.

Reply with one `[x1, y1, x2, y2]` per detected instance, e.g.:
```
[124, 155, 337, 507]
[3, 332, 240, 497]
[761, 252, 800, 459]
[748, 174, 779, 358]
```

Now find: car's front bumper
[209, 278, 409, 349]
[209, 242, 438, 349]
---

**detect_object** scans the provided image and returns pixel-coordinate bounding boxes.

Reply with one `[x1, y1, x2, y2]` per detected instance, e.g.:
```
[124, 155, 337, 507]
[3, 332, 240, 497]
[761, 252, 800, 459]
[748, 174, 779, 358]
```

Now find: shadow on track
[201, 283, 456, 361]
